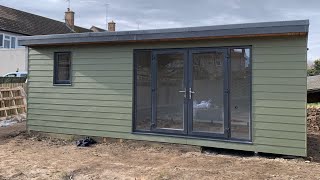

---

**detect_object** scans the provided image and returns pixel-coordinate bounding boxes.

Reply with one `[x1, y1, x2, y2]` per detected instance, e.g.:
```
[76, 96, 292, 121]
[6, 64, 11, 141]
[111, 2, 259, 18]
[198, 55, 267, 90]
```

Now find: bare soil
[0, 123, 320, 180]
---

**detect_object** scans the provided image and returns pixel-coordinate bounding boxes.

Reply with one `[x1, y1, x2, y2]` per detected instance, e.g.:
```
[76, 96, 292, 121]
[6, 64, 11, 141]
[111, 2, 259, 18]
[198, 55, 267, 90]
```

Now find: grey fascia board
[18, 20, 309, 46]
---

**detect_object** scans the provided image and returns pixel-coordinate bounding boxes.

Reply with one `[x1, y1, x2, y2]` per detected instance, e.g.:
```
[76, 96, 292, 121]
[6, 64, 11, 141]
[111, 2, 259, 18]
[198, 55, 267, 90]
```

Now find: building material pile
[307, 107, 320, 133]
[0, 87, 27, 121]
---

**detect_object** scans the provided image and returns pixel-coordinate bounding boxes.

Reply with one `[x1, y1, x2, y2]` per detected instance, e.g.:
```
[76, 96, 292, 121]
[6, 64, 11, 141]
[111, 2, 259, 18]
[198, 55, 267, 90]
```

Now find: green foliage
[308, 59, 320, 76]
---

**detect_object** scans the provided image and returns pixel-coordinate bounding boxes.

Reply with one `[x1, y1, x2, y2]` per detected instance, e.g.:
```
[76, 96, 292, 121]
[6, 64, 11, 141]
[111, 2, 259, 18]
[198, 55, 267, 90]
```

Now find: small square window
[54, 52, 72, 85]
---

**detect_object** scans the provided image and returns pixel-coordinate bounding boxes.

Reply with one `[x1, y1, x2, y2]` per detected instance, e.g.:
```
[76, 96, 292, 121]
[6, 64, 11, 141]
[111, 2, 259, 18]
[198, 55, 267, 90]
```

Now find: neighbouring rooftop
[0, 5, 91, 35]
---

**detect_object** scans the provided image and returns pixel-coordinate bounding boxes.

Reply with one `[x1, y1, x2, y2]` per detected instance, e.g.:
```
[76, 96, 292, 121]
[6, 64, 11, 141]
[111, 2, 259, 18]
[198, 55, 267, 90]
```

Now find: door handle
[178, 89, 187, 98]
[189, 88, 195, 99]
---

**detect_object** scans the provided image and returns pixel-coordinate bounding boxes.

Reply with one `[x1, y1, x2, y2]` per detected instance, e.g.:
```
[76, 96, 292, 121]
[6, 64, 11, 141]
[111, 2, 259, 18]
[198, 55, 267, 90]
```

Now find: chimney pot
[108, 21, 116, 32]
[65, 8, 75, 30]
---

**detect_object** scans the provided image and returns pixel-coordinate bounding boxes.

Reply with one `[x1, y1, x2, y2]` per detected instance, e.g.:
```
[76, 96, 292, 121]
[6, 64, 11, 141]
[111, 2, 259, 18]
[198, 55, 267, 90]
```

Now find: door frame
[187, 48, 229, 138]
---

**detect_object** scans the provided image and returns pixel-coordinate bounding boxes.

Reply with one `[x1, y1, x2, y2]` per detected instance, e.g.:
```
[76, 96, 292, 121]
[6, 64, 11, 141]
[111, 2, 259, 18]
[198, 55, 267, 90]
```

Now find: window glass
[0, 34, 3, 47]
[4, 39, 10, 48]
[135, 50, 152, 131]
[11, 37, 16, 48]
[20, 74, 27, 77]
[54, 52, 71, 84]
[230, 48, 251, 140]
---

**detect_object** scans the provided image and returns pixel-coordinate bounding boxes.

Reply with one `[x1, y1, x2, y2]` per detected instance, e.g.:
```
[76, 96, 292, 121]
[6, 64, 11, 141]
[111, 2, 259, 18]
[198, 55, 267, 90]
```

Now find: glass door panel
[153, 51, 187, 133]
[230, 48, 251, 140]
[189, 49, 228, 137]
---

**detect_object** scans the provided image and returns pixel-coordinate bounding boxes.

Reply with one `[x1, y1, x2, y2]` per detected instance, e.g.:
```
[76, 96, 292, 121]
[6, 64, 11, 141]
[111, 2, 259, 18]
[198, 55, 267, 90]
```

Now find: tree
[308, 59, 320, 76]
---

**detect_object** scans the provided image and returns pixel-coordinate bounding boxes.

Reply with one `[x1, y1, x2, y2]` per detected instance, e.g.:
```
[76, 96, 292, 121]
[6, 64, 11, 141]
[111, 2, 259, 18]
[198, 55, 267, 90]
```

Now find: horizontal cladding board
[254, 137, 305, 148]
[73, 54, 132, 59]
[253, 54, 306, 63]
[252, 46, 306, 55]
[28, 115, 131, 126]
[28, 120, 131, 133]
[28, 109, 132, 120]
[28, 88, 132, 95]
[29, 49, 132, 55]
[253, 92, 305, 101]
[252, 84, 305, 93]
[252, 76, 305, 85]
[28, 104, 132, 114]
[253, 109, 306, 120]
[254, 145, 306, 156]
[28, 93, 132, 101]
[253, 99, 305, 108]
[28, 98, 132, 108]
[252, 70, 306, 78]
[29, 58, 132, 65]
[29, 64, 132, 71]
[254, 129, 305, 141]
[29, 82, 132, 89]
[29, 70, 132, 77]
[252, 62, 306, 70]
[29, 76, 132, 84]
[254, 122, 305, 133]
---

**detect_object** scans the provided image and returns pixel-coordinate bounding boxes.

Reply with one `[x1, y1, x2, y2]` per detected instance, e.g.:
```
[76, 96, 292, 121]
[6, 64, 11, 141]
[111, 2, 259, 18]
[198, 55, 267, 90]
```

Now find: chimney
[108, 21, 116, 32]
[65, 8, 75, 30]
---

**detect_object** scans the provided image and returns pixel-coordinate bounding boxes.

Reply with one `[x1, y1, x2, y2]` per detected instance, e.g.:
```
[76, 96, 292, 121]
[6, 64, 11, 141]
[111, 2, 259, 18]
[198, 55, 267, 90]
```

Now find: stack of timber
[0, 87, 27, 118]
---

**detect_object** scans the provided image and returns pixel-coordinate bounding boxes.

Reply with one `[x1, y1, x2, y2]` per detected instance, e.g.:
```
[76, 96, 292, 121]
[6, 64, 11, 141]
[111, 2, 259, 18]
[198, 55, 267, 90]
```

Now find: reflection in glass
[230, 48, 251, 140]
[192, 52, 224, 133]
[156, 53, 184, 130]
[135, 51, 152, 131]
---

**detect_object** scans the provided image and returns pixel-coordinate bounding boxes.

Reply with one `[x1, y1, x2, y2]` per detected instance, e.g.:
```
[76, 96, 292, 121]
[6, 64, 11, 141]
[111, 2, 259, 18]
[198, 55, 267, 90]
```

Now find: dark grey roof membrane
[18, 20, 309, 46]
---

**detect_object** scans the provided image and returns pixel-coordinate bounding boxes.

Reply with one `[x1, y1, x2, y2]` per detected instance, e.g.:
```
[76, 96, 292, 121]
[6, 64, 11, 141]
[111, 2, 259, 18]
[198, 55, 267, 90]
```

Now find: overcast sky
[1, 0, 319, 61]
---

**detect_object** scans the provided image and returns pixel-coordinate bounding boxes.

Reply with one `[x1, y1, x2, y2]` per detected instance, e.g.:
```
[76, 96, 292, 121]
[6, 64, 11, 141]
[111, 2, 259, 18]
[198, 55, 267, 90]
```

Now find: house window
[0, 34, 18, 49]
[54, 52, 72, 85]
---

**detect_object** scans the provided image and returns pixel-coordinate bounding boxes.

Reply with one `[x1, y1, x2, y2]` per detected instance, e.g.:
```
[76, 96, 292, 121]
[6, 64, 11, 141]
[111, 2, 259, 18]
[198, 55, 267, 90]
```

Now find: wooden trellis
[0, 87, 26, 118]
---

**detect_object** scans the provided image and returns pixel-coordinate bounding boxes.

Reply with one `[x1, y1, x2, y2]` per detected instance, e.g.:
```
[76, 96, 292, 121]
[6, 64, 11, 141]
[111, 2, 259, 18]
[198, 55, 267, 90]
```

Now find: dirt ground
[0, 123, 320, 180]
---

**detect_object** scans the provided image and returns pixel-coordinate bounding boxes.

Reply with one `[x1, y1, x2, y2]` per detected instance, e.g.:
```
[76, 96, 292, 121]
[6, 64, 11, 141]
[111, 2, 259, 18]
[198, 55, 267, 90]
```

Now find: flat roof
[18, 20, 309, 46]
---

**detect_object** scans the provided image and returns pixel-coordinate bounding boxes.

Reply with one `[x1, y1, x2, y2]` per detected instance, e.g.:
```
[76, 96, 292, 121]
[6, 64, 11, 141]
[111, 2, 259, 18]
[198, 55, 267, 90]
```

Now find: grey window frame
[132, 46, 252, 143]
[53, 52, 72, 85]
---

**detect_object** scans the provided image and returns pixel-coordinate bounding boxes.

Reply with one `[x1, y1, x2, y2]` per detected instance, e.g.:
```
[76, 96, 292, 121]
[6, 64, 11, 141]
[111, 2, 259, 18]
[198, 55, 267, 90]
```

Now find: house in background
[0, 5, 93, 76]
[307, 75, 320, 103]
[19, 20, 308, 157]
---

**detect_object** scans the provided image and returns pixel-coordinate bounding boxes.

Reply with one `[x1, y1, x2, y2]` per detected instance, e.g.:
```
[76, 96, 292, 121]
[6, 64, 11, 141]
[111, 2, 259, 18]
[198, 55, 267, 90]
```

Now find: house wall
[0, 30, 27, 75]
[27, 36, 307, 156]
[0, 48, 27, 75]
